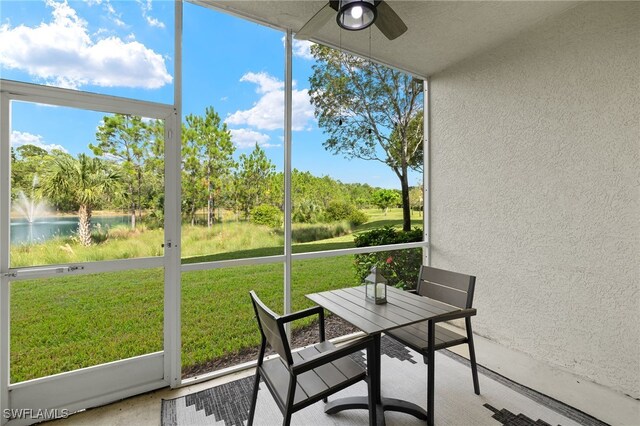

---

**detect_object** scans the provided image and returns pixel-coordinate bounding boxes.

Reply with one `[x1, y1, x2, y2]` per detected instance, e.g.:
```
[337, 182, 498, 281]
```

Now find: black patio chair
[248, 290, 376, 426]
[386, 265, 480, 395]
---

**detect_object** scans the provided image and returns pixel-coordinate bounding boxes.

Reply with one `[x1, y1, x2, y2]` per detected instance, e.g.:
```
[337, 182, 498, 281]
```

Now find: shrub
[292, 221, 351, 243]
[348, 210, 369, 227]
[144, 207, 164, 230]
[250, 204, 283, 228]
[108, 224, 146, 239]
[353, 226, 423, 290]
[324, 201, 356, 222]
[292, 201, 322, 224]
[90, 223, 109, 244]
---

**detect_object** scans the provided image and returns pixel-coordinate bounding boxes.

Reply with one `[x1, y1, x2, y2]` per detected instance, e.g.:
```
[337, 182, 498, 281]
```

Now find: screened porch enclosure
[0, 1, 638, 425]
[0, 1, 427, 423]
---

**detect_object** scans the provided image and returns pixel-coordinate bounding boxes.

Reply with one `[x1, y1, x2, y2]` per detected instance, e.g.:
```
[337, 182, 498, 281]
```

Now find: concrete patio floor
[47, 325, 639, 426]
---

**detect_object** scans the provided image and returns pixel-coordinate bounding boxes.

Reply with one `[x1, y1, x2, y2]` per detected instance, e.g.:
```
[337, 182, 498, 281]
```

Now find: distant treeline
[11, 107, 420, 228]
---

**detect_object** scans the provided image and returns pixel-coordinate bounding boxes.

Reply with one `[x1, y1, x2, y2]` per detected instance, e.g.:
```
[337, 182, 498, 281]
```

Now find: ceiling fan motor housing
[337, 0, 377, 31]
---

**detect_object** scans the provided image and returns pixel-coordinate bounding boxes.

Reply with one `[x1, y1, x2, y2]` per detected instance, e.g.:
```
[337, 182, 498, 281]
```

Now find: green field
[9, 209, 423, 382]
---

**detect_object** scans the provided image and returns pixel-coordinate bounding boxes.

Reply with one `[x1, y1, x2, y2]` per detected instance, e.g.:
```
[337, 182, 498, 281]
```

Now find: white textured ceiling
[195, 1, 578, 77]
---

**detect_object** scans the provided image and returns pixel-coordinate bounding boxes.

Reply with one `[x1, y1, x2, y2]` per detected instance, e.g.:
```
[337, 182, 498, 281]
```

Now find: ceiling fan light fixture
[337, 0, 377, 31]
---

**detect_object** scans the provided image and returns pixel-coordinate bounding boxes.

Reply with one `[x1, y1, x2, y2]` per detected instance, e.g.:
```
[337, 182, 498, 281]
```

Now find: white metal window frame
[175, 4, 431, 386]
[0, 79, 179, 426]
[0, 0, 430, 421]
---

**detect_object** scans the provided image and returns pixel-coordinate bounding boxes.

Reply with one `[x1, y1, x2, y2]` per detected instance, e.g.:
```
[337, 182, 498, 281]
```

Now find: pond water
[11, 215, 132, 245]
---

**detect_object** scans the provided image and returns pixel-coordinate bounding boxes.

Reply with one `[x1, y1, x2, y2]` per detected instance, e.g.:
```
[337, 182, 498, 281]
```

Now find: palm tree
[42, 154, 122, 246]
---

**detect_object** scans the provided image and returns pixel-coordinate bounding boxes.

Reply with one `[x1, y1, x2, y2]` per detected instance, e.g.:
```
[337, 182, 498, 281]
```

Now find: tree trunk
[129, 183, 136, 229]
[78, 204, 92, 246]
[137, 168, 143, 226]
[207, 166, 213, 228]
[207, 192, 213, 228]
[400, 168, 411, 231]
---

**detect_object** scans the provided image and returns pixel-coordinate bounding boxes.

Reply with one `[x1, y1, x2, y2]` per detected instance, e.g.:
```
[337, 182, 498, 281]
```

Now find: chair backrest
[416, 266, 476, 309]
[249, 291, 293, 365]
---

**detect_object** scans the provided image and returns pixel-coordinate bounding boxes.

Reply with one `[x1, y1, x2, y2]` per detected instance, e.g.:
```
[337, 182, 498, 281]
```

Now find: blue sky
[1, 0, 419, 189]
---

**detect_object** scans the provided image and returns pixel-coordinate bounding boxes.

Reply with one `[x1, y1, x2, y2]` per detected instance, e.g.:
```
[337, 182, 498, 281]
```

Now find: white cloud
[100, 152, 122, 162]
[293, 40, 314, 60]
[229, 128, 279, 149]
[145, 16, 165, 29]
[85, 0, 125, 27]
[240, 72, 284, 94]
[226, 72, 315, 131]
[138, 0, 166, 29]
[10, 131, 68, 153]
[104, 1, 125, 27]
[281, 36, 314, 61]
[0, 0, 172, 90]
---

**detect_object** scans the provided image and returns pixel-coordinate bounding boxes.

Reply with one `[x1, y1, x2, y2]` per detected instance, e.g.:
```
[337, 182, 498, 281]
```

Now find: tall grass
[10, 225, 165, 267]
[291, 221, 352, 243]
[10, 222, 281, 267]
[181, 221, 283, 260]
[10, 220, 359, 267]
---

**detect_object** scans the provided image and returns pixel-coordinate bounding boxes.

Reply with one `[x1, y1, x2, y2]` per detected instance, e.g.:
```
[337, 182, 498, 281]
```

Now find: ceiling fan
[296, 0, 408, 41]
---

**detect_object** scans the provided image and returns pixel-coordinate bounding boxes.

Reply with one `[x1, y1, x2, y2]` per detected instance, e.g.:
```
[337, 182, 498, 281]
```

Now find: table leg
[325, 333, 428, 425]
[427, 319, 435, 426]
[371, 333, 382, 404]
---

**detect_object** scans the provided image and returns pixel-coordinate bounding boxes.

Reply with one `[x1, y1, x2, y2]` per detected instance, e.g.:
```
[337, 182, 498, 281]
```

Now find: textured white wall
[429, 2, 639, 397]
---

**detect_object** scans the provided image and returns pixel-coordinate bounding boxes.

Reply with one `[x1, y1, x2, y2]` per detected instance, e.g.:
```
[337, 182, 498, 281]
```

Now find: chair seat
[386, 323, 467, 353]
[261, 340, 366, 410]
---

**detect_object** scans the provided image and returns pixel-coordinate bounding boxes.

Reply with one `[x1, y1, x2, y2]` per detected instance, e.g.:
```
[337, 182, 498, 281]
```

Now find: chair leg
[465, 317, 480, 395]
[248, 369, 261, 426]
[282, 375, 297, 426]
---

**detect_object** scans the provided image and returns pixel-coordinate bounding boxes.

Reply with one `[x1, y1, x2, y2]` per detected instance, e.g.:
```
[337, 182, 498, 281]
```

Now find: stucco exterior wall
[429, 2, 639, 397]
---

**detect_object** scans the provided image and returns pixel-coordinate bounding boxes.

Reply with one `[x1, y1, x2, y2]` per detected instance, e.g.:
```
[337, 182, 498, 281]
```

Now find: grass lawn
[9, 208, 423, 382]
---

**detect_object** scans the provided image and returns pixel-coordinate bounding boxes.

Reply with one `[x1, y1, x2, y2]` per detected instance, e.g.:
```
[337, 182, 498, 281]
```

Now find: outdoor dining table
[307, 285, 475, 426]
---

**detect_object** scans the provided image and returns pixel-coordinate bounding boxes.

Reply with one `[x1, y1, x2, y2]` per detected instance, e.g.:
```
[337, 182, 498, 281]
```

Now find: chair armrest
[280, 305, 325, 342]
[280, 305, 324, 324]
[291, 336, 373, 375]
[432, 308, 476, 323]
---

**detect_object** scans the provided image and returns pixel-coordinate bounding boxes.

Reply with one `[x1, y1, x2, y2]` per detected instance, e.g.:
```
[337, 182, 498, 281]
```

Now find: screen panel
[181, 264, 283, 379]
[10, 269, 163, 383]
[0, 0, 174, 104]
[9, 101, 165, 268]
[180, 3, 284, 263]
[291, 43, 424, 255]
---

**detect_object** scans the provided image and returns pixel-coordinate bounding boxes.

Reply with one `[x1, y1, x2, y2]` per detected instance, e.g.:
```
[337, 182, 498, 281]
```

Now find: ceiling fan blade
[295, 2, 335, 40]
[375, 2, 408, 40]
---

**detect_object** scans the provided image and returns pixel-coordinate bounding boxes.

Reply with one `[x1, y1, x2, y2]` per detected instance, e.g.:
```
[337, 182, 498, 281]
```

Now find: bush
[108, 224, 146, 239]
[292, 201, 322, 224]
[324, 201, 356, 222]
[250, 205, 283, 229]
[144, 207, 164, 230]
[353, 226, 423, 290]
[348, 210, 368, 227]
[90, 223, 109, 244]
[292, 221, 351, 243]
